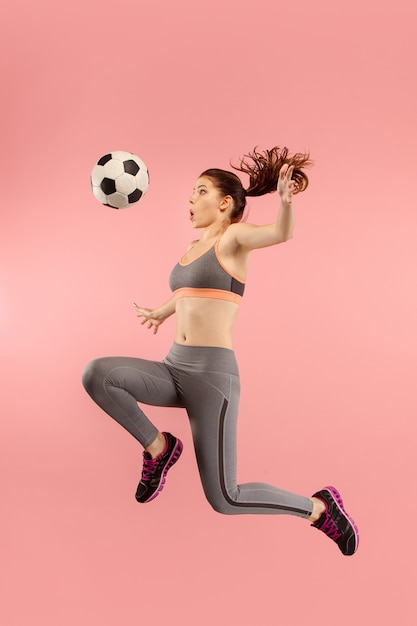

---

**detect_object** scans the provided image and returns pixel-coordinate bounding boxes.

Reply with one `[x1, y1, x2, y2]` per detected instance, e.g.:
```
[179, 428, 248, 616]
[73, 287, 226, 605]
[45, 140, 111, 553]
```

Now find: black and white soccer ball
[91, 151, 150, 209]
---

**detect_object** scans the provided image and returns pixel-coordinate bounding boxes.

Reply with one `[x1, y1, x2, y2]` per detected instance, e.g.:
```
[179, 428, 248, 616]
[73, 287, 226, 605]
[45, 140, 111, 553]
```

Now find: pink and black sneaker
[311, 486, 359, 556]
[135, 432, 183, 503]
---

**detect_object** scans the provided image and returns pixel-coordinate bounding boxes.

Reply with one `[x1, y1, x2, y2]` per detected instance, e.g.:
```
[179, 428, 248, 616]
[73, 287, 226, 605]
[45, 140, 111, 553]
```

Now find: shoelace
[319, 515, 343, 541]
[141, 455, 160, 481]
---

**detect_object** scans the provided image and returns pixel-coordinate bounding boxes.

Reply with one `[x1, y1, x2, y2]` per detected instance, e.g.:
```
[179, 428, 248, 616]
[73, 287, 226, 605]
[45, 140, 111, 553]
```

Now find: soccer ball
[91, 151, 150, 209]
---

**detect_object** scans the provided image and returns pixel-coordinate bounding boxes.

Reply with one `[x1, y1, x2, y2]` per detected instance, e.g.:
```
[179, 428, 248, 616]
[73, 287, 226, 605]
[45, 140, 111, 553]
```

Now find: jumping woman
[82, 146, 359, 556]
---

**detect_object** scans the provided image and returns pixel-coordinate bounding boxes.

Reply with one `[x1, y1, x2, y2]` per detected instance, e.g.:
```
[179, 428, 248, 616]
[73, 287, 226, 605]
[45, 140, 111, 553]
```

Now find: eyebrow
[193, 184, 208, 191]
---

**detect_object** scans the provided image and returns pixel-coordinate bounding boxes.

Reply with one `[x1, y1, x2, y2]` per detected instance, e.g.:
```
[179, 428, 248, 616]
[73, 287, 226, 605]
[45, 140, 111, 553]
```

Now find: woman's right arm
[133, 296, 176, 334]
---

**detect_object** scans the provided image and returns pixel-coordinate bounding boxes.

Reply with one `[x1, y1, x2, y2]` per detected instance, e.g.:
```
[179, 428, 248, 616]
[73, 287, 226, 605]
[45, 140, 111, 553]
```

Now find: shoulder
[220, 223, 256, 249]
[222, 222, 286, 251]
[225, 223, 256, 237]
[218, 223, 254, 261]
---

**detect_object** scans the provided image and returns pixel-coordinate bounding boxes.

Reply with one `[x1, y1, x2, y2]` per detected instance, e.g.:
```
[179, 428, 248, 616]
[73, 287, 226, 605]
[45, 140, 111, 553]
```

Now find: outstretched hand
[133, 303, 163, 335]
[277, 164, 296, 205]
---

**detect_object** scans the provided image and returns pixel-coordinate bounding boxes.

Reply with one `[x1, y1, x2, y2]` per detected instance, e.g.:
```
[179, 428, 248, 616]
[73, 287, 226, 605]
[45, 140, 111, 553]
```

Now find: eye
[199, 189, 207, 194]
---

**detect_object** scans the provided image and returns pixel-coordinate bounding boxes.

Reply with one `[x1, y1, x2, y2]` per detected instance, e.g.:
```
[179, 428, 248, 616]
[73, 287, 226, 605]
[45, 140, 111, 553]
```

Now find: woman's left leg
[164, 344, 313, 518]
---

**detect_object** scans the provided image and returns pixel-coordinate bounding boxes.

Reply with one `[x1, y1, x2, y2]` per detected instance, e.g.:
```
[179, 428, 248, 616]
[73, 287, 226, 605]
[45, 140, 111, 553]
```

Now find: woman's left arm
[233, 164, 297, 251]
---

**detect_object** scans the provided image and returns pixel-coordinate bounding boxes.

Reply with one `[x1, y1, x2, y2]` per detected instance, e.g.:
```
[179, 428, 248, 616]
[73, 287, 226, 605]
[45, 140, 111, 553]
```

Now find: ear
[219, 195, 233, 212]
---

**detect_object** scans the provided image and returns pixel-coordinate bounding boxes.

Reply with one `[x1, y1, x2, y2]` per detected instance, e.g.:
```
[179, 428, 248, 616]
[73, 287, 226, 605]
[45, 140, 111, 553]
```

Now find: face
[189, 177, 230, 229]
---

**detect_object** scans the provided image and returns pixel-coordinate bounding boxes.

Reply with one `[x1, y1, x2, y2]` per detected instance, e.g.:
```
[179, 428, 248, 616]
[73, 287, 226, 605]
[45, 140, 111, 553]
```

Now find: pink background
[1, 0, 416, 624]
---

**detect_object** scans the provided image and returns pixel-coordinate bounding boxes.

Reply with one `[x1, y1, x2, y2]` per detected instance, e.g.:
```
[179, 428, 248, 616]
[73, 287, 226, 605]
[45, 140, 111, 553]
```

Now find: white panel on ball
[116, 173, 137, 195]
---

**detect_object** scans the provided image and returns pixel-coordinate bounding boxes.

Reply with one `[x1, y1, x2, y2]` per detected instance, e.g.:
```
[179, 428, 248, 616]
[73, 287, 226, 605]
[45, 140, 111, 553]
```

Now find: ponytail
[233, 146, 312, 197]
[201, 145, 312, 223]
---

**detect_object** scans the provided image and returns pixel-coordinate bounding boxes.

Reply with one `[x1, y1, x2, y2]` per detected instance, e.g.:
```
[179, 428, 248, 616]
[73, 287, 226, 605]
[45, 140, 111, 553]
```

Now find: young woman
[82, 146, 359, 556]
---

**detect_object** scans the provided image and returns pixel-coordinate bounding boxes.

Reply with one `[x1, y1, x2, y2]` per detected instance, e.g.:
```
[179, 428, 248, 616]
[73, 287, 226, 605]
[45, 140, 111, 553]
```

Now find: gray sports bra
[169, 240, 245, 304]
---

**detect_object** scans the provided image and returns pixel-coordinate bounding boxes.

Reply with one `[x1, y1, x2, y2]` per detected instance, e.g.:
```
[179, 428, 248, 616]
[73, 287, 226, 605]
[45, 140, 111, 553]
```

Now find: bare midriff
[174, 297, 240, 349]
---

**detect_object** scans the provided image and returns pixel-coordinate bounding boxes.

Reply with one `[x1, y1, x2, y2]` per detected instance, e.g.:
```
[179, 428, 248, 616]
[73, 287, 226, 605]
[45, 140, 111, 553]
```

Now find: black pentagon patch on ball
[128, 189, 143, 203]
[97, 154, 112, 166]
[101, 177, 117, 194]
[123, 159, 140, 176]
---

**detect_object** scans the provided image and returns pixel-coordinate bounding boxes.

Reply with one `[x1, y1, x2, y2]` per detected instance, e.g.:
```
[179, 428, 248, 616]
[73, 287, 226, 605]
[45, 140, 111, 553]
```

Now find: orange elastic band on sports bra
[173, 288, 242, 304]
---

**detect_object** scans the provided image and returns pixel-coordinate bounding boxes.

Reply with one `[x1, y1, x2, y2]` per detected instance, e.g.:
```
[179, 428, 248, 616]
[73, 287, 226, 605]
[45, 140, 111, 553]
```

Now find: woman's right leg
[82, 356, 183, 448]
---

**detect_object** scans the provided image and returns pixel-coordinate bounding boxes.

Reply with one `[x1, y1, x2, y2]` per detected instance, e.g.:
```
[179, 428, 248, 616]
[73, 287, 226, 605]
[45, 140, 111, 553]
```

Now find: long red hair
[201, 146, 312, 223]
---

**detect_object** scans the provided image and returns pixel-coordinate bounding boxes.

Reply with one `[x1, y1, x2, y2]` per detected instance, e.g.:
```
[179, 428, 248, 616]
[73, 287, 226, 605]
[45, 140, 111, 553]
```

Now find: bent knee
[205, 493, 236, 516]
[81, 358, 104, 394]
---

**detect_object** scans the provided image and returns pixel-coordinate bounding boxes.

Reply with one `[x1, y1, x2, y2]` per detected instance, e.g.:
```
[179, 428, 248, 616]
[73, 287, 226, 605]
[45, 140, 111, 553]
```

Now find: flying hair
[233, 146, 312, 197]
[201, 145, 312, 223]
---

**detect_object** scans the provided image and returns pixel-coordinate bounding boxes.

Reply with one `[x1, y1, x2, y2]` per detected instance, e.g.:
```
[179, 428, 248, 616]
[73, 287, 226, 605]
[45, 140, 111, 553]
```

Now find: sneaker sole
[324, 485, 360, 554]
[142, 439, 183, 503]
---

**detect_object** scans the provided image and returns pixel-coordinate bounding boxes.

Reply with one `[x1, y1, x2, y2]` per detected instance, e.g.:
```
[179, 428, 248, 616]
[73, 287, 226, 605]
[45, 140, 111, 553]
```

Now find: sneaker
[311, 486, 359, 556]
[135, 432, 183, 503]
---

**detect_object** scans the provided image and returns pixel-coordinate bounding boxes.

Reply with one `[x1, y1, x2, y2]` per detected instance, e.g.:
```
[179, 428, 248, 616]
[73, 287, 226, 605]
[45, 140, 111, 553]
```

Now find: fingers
[279, 164, 295, 181]
[140, 318, 157, 332]
[284, 164, 294, 178]
[133, 302, 159, 335]
[133, 303, 148, 311]
[278, 164, 295, 199]
[134, 303, 150, 317]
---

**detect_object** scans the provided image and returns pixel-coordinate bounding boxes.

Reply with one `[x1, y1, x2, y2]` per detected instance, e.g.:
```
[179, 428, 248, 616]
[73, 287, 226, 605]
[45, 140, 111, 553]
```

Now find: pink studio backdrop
[1, 1, 416, 624]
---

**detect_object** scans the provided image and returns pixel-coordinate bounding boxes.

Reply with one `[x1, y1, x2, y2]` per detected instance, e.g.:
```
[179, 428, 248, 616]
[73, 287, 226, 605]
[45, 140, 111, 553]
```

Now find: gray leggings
[82, 342, 313, 518]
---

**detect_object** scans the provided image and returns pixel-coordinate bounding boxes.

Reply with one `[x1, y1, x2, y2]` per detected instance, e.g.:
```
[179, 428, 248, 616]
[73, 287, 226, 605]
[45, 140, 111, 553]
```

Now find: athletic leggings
[82, 342, 313, 518]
